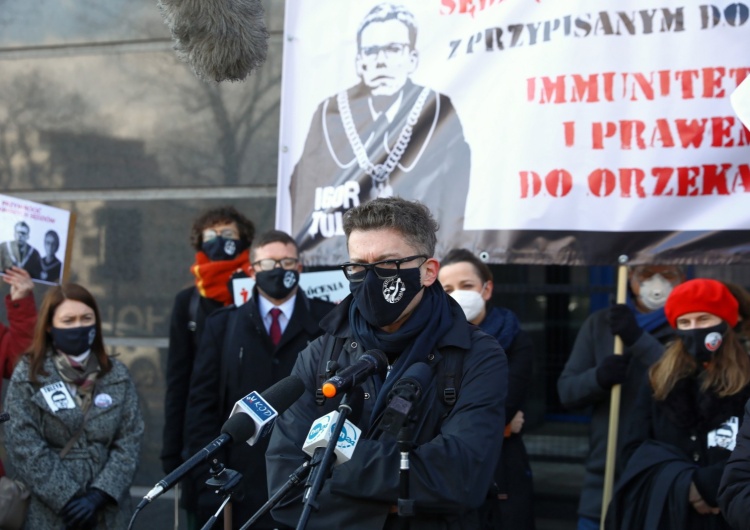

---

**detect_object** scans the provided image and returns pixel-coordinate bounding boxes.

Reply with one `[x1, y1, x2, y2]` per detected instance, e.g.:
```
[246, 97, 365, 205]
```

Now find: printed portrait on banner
[285, 2, 471, 257]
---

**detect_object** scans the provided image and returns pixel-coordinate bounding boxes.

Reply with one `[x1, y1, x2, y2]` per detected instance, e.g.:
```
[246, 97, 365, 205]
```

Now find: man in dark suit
[289, 2, 471, 257]
[185, 230, 335, 529]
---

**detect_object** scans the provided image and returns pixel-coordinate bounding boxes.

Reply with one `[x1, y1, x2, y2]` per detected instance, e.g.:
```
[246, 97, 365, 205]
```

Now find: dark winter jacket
[266, 296, 508, 529]
[479, 306, 535, 529]
[557, 308, 667, 520]
[613, 375, 750, 530]
[161, 286, 223, 509]
[718, 397, 750, 527]
[6, 355, 144, 530]
[185, 289, 333, 528]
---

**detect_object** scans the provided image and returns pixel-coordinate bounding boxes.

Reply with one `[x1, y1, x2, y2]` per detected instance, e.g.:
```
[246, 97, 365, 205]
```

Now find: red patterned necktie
[269, 308, 282, 346]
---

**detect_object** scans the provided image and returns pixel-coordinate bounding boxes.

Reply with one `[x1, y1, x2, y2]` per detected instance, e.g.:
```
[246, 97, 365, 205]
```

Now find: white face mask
[450, 288, 486, 322]
[638, 273, 675, 311]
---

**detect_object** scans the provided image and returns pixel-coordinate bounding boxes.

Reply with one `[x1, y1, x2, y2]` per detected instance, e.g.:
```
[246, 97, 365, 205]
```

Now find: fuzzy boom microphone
[156, 0, 269, 83]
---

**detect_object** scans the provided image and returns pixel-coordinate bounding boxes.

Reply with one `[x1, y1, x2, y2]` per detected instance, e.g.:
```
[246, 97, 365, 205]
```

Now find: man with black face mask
[266, 197, 508, 529]
[161, 205, 255, 529]
[185, 230, 334, 529]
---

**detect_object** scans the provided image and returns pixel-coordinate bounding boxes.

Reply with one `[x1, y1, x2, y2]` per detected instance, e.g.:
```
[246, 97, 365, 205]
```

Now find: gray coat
[557, 308, 666, 520]
[6, 355, 144, 530]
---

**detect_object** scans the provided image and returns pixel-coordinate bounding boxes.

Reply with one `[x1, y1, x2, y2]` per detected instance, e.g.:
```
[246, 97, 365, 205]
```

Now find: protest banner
[277, 0, 750, 265]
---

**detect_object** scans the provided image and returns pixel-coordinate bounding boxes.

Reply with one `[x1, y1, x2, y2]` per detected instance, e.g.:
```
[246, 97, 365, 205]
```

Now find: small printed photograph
[707, 416, 739, 451]
[0, 194, 72, 285]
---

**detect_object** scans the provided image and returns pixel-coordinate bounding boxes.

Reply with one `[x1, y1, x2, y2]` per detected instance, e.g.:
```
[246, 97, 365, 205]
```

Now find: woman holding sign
[5, 283, 143, 529]
[608, 279, 750, 529]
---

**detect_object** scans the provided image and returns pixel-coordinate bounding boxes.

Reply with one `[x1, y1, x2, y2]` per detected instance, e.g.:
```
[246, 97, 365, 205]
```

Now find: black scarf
[661, 374, 750, 433]
[349, 283, 454, 424]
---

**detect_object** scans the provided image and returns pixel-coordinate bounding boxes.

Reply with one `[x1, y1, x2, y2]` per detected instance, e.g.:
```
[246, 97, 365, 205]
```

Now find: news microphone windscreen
[156, 0, 269, 83]
[221, 413, 257, 442]
[388, 362, 433, 401]
[262, 374, 306, 413]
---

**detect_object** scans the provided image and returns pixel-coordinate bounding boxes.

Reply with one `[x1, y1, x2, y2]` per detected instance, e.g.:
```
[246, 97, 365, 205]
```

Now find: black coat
[161, 286, 223, 509]
[161, 287, 222, 470]
[479, 307, 535, 530]
[616, 375, 750, 529]
[718, 397, 750, 528]
[266, 296, 508, 530]
[185, 289, 334, 528]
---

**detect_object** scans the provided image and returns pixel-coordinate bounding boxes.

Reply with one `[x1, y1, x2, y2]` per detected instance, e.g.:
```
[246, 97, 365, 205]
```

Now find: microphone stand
[295, 392, 356, 530]
[396, 423, 416, 528]
[238, 460, 312, 530]
[200, 459, 244, 530]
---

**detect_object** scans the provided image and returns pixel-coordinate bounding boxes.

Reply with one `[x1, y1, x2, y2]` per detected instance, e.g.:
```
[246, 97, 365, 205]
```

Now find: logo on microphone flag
[303, 411, 361, 463]
[230, 391, 279, 446]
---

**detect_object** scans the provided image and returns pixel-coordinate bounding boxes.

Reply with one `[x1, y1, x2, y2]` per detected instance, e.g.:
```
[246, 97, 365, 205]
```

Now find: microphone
[302, 388, 365, 466]
[156, 0, 269, 83]
[321, 349, 388, 399]
[140, 375, 304, 505]
[378, 362, 433, 436]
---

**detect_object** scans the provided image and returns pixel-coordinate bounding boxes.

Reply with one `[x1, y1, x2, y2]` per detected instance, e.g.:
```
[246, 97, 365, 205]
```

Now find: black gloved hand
[606, 304, 643, 347]
[61, 488, 110, 529]
[595, 353, 632, 389]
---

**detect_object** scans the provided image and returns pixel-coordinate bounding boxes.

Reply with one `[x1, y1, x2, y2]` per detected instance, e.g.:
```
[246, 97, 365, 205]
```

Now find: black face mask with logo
[51, 325, 97, 356]
[350, 267, 423, 328]
[675, 321, 729, 364]
[255, 268, 299, 300]
[202, 237, 249, 261]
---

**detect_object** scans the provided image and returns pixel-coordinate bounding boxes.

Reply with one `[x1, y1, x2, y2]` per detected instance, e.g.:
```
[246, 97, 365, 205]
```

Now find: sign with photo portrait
[0, 194, 74, 285]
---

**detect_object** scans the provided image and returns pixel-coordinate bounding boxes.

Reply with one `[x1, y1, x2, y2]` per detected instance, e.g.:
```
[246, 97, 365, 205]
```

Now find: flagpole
[600, 256, 629, 529]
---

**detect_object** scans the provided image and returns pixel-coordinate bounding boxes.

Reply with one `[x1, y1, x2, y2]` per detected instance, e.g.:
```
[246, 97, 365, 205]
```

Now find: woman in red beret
[607, 278, 750, 529]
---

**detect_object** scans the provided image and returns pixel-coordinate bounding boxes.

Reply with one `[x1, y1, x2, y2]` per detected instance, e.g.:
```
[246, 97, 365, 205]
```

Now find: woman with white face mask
[438, 248, 535, 530]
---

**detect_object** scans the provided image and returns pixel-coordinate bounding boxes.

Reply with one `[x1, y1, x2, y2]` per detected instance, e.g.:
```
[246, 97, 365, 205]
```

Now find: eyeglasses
[360, 42, 410, 61]
[252, 258, 299, 271]
[203, 228, 239, 241]
[340, 255, 427, 282]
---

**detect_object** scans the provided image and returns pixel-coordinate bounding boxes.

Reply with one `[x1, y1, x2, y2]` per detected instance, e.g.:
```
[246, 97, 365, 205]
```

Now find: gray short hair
[356, 3, 418, 50]
[343, 197, 438, 257]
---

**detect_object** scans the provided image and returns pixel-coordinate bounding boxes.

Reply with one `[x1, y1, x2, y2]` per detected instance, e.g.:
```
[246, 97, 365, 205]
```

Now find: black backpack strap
[315, 334, 346, 406]
[437, 345, 464, 408]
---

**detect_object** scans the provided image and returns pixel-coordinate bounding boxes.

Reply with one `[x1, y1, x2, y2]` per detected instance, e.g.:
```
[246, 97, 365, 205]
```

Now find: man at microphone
[185, 230, 334, 528]
[266, 197, 508, 529]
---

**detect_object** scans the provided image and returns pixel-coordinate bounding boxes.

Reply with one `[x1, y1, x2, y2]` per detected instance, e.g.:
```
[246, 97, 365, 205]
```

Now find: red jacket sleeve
[0, 293, 37, 379]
